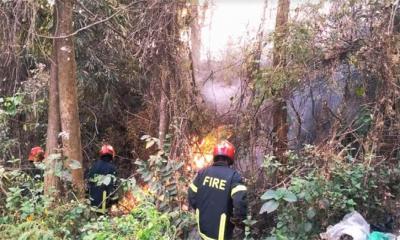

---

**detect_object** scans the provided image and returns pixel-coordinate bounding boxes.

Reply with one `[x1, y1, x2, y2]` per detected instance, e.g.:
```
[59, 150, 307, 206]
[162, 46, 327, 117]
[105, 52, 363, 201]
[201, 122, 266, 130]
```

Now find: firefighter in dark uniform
[188, 141, 247, 240]
[26, 146, 45, 180]
[21, 146, 45, 197]
[86, 144, 118, 214]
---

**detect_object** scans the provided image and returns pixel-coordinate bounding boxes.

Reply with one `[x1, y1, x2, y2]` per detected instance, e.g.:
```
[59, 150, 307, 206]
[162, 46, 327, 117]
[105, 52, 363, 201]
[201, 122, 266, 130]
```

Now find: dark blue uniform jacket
[86, 158, 117, 209]
[188, 161, 247, 240]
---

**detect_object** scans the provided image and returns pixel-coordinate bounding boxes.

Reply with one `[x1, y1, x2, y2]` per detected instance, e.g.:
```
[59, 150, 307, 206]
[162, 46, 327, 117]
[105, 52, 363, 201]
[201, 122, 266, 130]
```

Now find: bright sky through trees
[200, 0, 325, 60]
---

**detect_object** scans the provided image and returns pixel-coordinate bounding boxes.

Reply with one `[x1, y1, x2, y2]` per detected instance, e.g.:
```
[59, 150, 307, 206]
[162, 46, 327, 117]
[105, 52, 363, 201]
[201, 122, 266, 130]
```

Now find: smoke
[200, 77, 241, 114]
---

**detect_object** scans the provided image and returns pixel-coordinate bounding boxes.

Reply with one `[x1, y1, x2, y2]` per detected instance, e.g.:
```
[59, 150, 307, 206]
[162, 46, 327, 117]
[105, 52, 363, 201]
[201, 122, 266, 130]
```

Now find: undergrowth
[253, 149, 400, 240]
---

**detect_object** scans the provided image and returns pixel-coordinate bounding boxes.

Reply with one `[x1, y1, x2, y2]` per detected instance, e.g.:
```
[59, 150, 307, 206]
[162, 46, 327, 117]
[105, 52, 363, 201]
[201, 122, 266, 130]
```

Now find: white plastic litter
[320, 211, 370, 240]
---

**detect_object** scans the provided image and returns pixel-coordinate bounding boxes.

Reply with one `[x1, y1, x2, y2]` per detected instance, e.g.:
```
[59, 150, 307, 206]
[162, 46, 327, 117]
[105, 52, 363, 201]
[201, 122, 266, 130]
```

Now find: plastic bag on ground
[368, 231, 396, 240]
[320, 211, 370, 240]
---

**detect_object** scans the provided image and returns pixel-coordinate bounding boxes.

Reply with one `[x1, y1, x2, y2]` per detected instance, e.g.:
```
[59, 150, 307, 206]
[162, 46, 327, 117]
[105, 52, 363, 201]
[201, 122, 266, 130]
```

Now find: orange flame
[110, 191, 137, 216]
[190, 126, 232, 170]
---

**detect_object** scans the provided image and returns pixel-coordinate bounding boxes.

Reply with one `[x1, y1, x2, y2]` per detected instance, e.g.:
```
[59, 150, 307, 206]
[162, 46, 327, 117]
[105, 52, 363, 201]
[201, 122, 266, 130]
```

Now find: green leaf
[261, 189, 277, 200]
[102, 175, 112, 186]
[143, 173, 152, 182]
[242, 219, 257, 226]
[297, 191, 306, 199]
[54, 161, 64, 177]
[276, 188, 287, 200]
[140, 135, 151, 140]
[265, 237, 277, 240]
[355, 86, 365, 97]
[306, 207, 316, 219]
[134, 160, 144, 166]
[346, 199, 356, 206]
[69, 160, 82, 170]
[283, 191, 297, 203]
[304, 222, 312, 232]
[48, 153, 62, 161]
[146, 140, 155, 149]
[259, 200, 279, 214]
[7, 158, 20, 163]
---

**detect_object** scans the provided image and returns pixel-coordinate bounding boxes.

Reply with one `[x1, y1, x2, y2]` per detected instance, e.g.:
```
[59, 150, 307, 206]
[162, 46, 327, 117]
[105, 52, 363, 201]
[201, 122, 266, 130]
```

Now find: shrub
[0, 145, 194, 240]
[260, 153, 393, 240]
[81, 203, 176, 240]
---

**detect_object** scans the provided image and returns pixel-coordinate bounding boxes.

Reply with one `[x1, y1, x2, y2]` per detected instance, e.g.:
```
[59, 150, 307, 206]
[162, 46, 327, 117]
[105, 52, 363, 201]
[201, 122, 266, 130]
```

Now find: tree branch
[35, 2, 138, 39]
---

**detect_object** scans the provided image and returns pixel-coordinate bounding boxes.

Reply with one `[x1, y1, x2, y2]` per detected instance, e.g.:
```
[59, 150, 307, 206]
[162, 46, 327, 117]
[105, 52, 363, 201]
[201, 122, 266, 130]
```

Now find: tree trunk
[247, 0, 268, 173]
[44, 6, 61, 197]
[190, 0, 201, 77]
[272, 0, 290, 161]
[158, 69, 169, 149]
[158, 65, 169, 149]
[272, 100, 288, 159]
[272, 0, 290, 67]
[56, 0, 84, 197]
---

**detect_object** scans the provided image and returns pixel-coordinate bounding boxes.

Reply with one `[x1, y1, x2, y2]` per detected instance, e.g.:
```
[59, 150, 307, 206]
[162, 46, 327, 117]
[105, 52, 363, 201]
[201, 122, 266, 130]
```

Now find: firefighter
[188, 140, 248, 240]
[20, 146, 45, 197]
[26, 146, 45, 180]
[86, 144, 118, 213]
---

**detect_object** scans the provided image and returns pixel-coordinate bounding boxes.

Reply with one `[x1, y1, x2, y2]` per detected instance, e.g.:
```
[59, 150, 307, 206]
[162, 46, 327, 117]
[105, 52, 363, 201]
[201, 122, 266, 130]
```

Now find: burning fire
[110, 191, 137, 216]
[192, 139, 214, 169]
[109, 126, 233, 215]
[190, 126, 232, 170]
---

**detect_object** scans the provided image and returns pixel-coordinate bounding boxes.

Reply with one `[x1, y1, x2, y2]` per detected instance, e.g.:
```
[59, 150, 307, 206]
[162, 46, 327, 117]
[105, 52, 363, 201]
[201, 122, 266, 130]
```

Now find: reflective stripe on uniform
[231, 185, 247, 197]
[196, 209, 216, 240]
[190, 183, 198, 193]
[92, 207, 105, 214]
[218, 213, 226, 240]
[101, 190, 107, 213]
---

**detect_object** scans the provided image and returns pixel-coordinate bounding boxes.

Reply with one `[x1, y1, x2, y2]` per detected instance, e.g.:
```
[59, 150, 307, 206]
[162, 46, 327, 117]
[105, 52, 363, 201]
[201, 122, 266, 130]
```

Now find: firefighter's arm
[188, 173, 201, 209]
[231, 172, 248, 220]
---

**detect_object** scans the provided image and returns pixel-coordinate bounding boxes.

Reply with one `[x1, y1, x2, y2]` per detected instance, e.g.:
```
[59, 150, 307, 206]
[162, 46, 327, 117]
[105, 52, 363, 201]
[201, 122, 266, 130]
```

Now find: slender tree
[158, 64, 169, 149]
[272, 0, 290, 161]
[246, 0, 269, 173]
[56, 0, 84, 197]
[44, 6, 61, 197]
[190, 0, 201, 77]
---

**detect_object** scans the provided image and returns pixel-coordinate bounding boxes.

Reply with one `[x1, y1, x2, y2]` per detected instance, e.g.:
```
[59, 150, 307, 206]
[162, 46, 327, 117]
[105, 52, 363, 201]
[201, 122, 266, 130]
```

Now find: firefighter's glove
[231, 217, 245, 229]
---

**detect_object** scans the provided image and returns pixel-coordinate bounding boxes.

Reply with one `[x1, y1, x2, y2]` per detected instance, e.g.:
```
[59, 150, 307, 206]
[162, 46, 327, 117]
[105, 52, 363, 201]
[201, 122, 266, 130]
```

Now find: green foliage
[260, 151, 389, 240]
[0, 168, 91, 239]
[135, 135, 195, 236]
[81, 203, 176, 240]
[0, 221, 58, 240]
[0, 167, 185, 239]
[135, 135, 184, 212]
[0, 95, 24, 116]
[0, 81, 48, 161]
[252, 2, 323, 105]
[260, 188, 298, 214]
[353, 107, 373, 137]
[0, 93, 26, 161]
[243, 215, 258, 240]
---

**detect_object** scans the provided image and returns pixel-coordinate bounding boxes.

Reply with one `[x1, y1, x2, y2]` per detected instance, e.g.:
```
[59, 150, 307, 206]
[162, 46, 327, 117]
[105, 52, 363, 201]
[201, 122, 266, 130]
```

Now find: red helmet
[99, 144, 115, 157]
[213, 140, 235, 164]
[28, 146, 45, 162]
